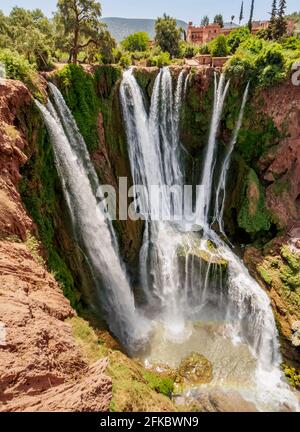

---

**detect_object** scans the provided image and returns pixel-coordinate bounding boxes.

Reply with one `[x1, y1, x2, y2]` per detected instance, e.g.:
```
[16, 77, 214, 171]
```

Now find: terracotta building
[187, 20, 295, 45]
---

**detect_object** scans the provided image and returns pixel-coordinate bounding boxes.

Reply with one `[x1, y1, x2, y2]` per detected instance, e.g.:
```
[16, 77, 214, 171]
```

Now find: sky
[1, 0, 300, 22]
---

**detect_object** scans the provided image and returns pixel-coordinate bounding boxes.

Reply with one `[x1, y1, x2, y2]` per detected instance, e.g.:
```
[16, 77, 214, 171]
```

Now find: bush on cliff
[0, 48, 40, 94]
[225, 37, 300, 87]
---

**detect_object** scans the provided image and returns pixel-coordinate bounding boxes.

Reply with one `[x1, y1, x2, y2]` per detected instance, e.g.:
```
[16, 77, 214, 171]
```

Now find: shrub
[147, 52, 171, 67]
[282, 36, 300, 51]
[208, 35, 229, 57]
[112, 47, 123, 63]
[225, 38, 294, 88]
[0, 48, 40, 94]
[121, 32, 149, 52]
[227, 27, 251, 54]
[119, 52, 132, 68]
[180, 42, 199, 58]
[199, 44, 209, 54]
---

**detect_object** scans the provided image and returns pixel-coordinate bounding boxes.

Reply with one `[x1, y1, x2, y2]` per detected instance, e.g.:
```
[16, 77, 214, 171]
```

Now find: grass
[25, 232, 45, 267]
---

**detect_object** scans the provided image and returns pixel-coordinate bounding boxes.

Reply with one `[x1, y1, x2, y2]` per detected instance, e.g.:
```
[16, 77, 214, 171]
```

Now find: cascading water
[199, 73, 230, 226]
[120, 68, 299, 411]
[120, 68, 190, 338]
[213, 82, 250, 237]
[36, 84, 151, 354]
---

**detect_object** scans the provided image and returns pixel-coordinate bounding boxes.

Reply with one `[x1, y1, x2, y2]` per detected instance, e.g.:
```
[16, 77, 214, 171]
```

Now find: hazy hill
[102, 17, 188, 42]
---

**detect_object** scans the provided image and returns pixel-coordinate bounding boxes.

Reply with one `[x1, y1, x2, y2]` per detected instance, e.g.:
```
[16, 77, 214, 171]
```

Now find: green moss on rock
[238, 169, 271, 235]
[55, 64, 100, 153]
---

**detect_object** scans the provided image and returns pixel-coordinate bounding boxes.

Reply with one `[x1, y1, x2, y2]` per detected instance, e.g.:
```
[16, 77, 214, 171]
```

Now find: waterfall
[214, 82, 250, 237]
[121, 68, 299, 411]
[36, 84, 151, 354]
[120, 68, 188, 338]
[199, 73, 230, 226]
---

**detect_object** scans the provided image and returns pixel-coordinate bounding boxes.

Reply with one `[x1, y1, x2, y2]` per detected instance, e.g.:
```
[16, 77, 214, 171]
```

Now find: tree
[3, 7, 54, 70]
[227, 27, 251, 53]
[121, 32, 149, 52]
[273, 0, 287, 39]
[209, 34, 228, 57]
[82, 28, 116, 63]
[248, 0, 255, 32]
[268, 0, 277, 39]
[231, 16, 235, 24]
[214, 14, 224, 28]
[201, 15, 209, 26]
[239, 1, 244, 24]
[57, 0, 103, 64]
[155, 14, 183, 58]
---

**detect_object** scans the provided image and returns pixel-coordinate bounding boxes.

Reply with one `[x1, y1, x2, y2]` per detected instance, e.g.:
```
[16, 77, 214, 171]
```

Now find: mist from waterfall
[36, 84, 151, 354]
[120, 68, 299, 411]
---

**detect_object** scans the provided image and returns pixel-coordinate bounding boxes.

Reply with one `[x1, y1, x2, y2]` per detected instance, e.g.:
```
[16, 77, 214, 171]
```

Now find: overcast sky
[2, 0, 300, 22]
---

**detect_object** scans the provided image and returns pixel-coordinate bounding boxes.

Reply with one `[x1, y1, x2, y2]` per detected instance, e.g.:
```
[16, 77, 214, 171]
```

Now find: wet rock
[175, 353, 213, 386]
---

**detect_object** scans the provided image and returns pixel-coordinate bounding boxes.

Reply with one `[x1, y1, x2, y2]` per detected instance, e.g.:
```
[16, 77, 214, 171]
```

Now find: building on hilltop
[187, 20, 295, 45]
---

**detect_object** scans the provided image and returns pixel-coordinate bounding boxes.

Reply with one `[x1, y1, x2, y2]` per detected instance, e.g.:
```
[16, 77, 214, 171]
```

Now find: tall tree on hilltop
[57, 0, 103, 63]
[231, 15, 235, 24]
[268, 0, 277, 38]
[214, 14, 224, 28]
[239, 1, 244, 24]
[248, 0, 255, 32]
[155, 14, 183, 57]
[274, 0, 287, 39]
[201, 15, 209, 26]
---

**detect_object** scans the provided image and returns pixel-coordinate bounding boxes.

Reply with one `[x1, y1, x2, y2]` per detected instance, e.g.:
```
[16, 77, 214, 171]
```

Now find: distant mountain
[102, 17, 188, 42]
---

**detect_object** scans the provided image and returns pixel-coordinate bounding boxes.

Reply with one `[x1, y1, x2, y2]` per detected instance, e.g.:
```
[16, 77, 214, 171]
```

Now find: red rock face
[260, 81, 300, 228]
[0, 80, 34, 241]
[0, 80, 112, 412]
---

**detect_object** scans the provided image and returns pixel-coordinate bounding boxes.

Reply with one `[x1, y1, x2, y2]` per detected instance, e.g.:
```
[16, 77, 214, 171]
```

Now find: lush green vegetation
[121, 32, 149, 52]
[238, 169, 271, 234]
[209, 35, 229, 57]
[56, 64, 100, 152]
[0, 48, 42, 97]
[225, 35, 300, 87]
